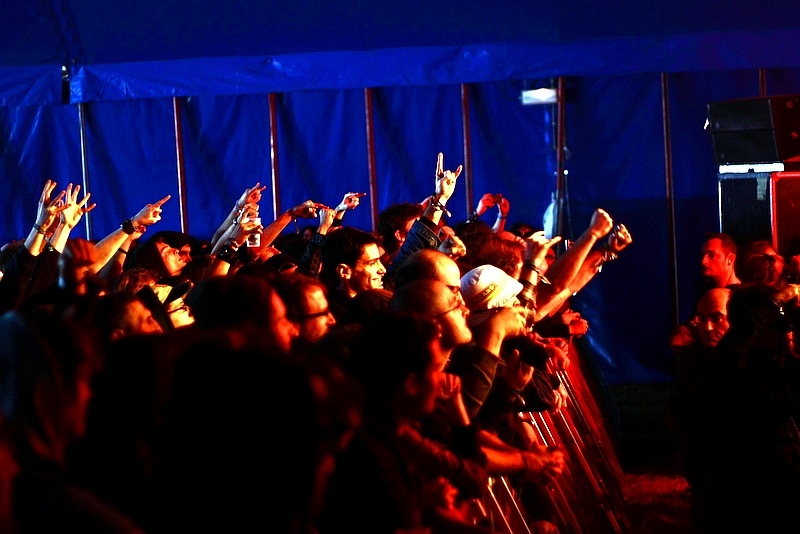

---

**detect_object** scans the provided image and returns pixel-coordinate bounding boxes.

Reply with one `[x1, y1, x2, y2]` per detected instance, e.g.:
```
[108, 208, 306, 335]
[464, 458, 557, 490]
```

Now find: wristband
[498, 215, 508, 220]
[215, 245, 239, 266]
[32, 223, 47, 236]
[429, 194, 451, 218]
[600, 244, 619, 263]
[522, 260, 551, 285]
[523, 260, 540, 273]
[121, 219, 145, 235]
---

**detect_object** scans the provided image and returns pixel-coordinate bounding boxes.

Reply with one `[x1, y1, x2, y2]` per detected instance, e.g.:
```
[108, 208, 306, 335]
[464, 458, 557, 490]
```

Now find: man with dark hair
[319, 226, 387, 323]
[701, 232, 740, 290]
[271, 272, 336, 349]
[672, 232, 741, 350]
[377, 202, 425, 268]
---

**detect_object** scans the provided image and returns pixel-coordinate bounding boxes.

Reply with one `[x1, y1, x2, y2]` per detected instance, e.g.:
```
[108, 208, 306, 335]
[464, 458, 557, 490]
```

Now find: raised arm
[24, 180, 68, 256]
[93, 195, 171, 276]
[420, 152, 462, 227]
[49, 183, 96, 253]
[566, 222, 634, 294]
[210, 182, 267, 248]
[533, 208, 613, 321]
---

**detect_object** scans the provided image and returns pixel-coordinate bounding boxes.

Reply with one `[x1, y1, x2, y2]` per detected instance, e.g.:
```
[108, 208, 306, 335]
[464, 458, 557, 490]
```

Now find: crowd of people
[0, 152, 642, 533]
[668, 232, 800, 532]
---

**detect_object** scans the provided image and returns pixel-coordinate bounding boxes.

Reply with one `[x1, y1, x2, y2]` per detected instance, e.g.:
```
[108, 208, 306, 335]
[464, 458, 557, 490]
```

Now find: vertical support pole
[554, 77, 567, 238]
[661, 73, 680, 326]
[77, 102, 92, 240]
[268, 93, 281, 220]
[172, 97, 189, 234]
[364, 88, 379, 232]
[759, 68, 767, 97]
[461, 84, 474, 215]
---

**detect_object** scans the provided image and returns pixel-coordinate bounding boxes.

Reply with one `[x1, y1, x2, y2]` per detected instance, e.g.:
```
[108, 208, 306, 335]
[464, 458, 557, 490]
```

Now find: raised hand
[289, 200, 328, 219]
[131, 194, 171, 229]
[236, 182, 267, 210]
[59, 183, 96, 228]
[523, 230, 562, 266]
[316, 206, 338, 235]
[606, 222, 633, 253]
[438, 234, 467, 259]
[35, 180, 69, 231]
[434, 152, 462, 201]
[588, 208, 614, 239]
[335, 192, 367, 212]
[474, 193, 497, 217]
[498, 196, 510, 219]
[229, 206, 262, 247]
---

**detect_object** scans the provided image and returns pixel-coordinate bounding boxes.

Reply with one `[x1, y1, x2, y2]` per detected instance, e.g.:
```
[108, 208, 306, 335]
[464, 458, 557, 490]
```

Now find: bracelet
[498, 215, 508, 220]
[522, 260, 540, 273]
[600, 245, 619, 263]
[429, 194, 451, 218]
[32, 223, 46, 236]
[522, 260, 551, 285]
[118, 248, 128, 255]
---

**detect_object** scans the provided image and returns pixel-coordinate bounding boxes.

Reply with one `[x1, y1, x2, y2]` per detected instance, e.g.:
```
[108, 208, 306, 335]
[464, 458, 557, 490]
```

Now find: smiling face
[342, 243, 386, 296]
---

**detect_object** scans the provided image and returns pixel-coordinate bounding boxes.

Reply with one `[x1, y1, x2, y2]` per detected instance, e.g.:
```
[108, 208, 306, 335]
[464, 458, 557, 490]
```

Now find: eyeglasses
[433, 302, 468, 319]
[296, 309, 332, 321]
[444, 284, 467, 305]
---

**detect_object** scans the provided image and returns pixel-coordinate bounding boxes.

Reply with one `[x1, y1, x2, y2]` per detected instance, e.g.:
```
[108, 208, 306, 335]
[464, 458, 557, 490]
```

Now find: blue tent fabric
[5, 1, 800, 387]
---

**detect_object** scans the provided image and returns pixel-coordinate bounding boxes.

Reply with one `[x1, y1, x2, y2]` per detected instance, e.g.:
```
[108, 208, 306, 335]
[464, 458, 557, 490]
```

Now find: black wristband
[215, 245, 239, 266]
[429, 194, 451, 218]
[121, 219, 145, 235]
[523, 260, 540, 273]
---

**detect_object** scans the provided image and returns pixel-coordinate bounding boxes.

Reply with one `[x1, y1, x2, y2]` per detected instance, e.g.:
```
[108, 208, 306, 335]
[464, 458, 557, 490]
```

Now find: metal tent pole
[77, 102, 92, 240]
[461, 83, 474, 214]
[172, 97, 189, 234]
[364, 88, 379, 232]
[268, 93, 282, 220]
[661, 73, 679, 326]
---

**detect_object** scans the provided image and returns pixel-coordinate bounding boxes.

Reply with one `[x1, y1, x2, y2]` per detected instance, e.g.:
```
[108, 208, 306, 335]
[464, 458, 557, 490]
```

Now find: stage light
[521, 87, 557, 105]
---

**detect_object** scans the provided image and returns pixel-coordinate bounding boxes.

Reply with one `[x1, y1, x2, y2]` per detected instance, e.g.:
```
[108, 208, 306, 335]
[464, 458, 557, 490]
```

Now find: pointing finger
[153, 195, 171, 207]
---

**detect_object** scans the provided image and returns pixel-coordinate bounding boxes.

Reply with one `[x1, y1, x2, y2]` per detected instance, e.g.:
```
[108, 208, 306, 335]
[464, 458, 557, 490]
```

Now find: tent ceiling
[4, 0, 800, 105]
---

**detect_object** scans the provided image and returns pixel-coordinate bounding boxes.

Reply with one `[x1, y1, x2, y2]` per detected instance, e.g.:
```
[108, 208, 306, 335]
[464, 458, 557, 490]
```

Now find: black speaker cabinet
[719, 171, 800, 257]
[708, 95, 800, 164]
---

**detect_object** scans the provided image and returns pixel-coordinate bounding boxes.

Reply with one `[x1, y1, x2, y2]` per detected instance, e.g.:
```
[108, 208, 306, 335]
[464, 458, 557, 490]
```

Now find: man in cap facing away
[447, 264, 529, 418]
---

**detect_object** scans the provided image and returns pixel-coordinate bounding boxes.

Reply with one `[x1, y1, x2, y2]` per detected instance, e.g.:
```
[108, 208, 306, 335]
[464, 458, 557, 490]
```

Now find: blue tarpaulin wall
[4, 1, 800, 386]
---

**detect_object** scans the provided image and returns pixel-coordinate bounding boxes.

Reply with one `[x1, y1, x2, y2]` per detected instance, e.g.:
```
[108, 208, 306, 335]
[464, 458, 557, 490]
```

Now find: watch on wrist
[215, 244, 239, 265]
[120, 219, 145, 235]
